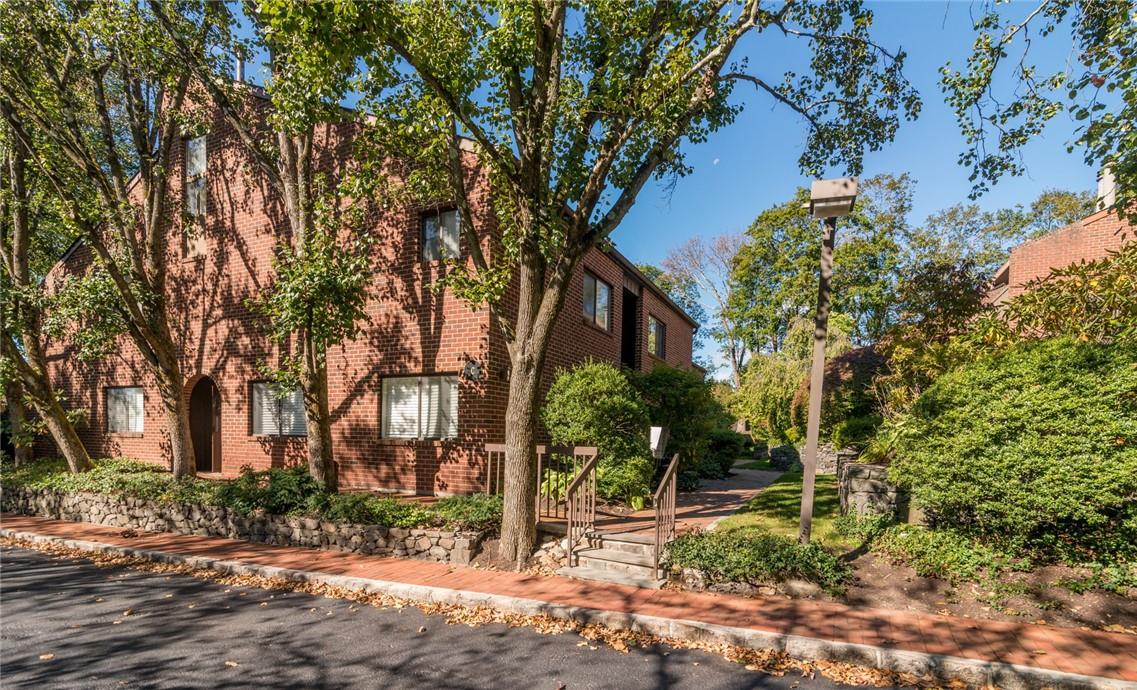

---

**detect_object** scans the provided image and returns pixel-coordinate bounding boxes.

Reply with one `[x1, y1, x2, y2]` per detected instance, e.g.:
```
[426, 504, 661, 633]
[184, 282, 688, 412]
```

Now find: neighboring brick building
[986, 208, 1134, 305]
[39, 91, 697, 496]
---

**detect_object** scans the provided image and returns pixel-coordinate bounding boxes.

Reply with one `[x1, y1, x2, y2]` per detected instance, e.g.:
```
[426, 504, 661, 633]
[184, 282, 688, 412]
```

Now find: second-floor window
[583, 271, 611, 331]
[185, 135, 207, 218]
[648, 315, 666, 358]
[251, 383, 307, 436]
[422, 209, 460, 261]
[106, 386, 144, 433]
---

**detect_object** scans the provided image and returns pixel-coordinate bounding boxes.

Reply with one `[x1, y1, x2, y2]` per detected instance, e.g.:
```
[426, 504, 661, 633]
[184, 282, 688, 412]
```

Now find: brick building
[40, 92, 697, 496]
[986, 208, 1134, 305]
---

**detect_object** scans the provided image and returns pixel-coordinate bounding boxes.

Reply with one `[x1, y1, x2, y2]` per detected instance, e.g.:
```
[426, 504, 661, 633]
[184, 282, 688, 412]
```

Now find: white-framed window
[583, 271, 611, 331]
[422, 209, 460, 262]
[106, 386, 144, 433]
[382, 375, 458, 439]
[185, 135, 207, 217]
[250, 383, 307, 436]
[648, 315, 667, 358]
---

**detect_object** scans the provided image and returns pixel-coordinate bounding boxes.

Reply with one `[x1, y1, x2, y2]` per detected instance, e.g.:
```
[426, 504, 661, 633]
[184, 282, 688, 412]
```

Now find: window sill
[581, 316, 613, 336]
[250, 434, 308, 440]
[375, 438, 458, 447]
[108, 432, 144, 438]
[648, 352, 668, 364]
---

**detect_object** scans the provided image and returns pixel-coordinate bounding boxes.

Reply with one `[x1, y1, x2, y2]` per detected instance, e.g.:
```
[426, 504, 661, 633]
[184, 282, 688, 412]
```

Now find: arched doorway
[189, 376, 221, 473]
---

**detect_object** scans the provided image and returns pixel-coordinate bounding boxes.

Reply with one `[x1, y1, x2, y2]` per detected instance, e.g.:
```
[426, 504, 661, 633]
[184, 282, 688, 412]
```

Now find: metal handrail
[653, 453, 681, 577]
[565, 451, 599, 567]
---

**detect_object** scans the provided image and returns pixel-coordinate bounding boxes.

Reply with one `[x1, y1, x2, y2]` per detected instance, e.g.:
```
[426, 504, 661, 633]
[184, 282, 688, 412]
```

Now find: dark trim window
[184, 135, 207, 218]
[250, 382, 307, 436]
[422, 209, 460, 261]
[106, 386, 144, 433]
[583, 271, 611, 331]
[382, 375, 458, 439]
[648, 315, 666, 358]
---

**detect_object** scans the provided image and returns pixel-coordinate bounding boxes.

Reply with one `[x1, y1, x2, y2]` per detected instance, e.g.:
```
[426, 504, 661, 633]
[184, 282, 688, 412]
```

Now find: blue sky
[607, 1, 1099, 371]
[614, 1, 1097, 264]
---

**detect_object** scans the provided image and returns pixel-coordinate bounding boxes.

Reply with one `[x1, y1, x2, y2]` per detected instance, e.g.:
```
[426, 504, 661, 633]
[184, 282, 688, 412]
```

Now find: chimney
[234, 55, 245, 83]
[1097, 166, 1116, 211]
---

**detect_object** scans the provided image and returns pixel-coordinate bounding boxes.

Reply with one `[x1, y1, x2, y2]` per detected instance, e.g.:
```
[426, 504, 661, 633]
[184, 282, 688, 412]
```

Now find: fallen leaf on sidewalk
[39, 654, 55, 661]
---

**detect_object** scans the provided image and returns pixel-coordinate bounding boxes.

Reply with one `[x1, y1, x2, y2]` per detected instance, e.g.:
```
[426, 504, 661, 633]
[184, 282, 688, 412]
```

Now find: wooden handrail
[654, 453, 680, 503]
[564, 452, 599, 498]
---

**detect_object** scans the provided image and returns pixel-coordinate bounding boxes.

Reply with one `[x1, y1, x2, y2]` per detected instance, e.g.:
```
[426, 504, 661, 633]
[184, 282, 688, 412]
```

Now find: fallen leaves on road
[3, 535, 982, 689]
[224, 661, 239, 668]
[39, 653, 55, 661]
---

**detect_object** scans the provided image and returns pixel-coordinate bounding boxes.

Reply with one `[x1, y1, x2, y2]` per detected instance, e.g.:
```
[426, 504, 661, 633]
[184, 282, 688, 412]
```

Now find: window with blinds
[106, 387, 144, 433]
[251, 383, 307, 436]
[422, 209, 460, 262]
[382, 375, 458, 439]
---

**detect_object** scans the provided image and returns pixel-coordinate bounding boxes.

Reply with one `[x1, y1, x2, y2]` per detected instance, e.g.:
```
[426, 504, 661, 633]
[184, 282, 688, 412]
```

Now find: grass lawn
[733, 457, 775, 471]
[715, 471, 852, 549]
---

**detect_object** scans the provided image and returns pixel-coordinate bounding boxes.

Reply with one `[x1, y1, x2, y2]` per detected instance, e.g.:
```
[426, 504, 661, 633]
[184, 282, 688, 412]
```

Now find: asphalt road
[0, 545, 861, 690]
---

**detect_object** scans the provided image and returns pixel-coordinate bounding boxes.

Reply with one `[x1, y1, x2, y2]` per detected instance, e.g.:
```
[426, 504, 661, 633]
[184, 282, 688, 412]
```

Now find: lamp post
[798, 177, 858, 545]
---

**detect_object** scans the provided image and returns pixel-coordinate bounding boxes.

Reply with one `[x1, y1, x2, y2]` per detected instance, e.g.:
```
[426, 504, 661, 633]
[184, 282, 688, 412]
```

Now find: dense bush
[1, 458, 502, 531]
[633, 363, 730, 482]
[667, 529, 851, 594]
[542, 361, 654, 504]
[701, 428, 748, 478]
[886, 337, 1137, 562]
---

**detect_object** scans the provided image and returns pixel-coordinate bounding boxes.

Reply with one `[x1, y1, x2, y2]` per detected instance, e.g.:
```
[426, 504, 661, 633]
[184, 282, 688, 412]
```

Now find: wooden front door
[190, 377, 221, 473]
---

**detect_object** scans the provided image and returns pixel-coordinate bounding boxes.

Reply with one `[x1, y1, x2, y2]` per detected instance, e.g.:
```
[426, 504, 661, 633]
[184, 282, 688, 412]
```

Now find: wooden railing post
[653, 453, 680, 577]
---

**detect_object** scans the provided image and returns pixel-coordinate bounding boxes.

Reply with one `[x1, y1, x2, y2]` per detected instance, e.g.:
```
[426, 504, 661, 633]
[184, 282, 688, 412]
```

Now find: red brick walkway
[2, 514, 1134, 682]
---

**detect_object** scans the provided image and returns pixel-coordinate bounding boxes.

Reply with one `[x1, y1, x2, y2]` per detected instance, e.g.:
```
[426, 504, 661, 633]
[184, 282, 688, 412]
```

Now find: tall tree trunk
[5, 340, 92, 473]
[4, 381, 32, 465]
[302, 337, 337, 491]
[497, 244, 577, 567]
[498, 350, 543, 565]
[153, 346, 194, 479]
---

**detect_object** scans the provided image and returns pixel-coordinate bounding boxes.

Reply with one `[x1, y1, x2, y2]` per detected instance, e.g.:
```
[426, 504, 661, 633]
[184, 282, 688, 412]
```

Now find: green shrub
[700, 428, 748, 478]
[886, 337, 1137, 562]
[431, 494, 504, 532]
[322, 493, 434, 527]
[215, 466, 324, 516]
[633, 363, 729, 482]
[873, 524, 1009, 583]
[790, 346, 885, 448]
[2, 457, 499, 532]
[833, 511, 895, 545]
[542, 361, 653, 503]
[666, 529, 851, 594]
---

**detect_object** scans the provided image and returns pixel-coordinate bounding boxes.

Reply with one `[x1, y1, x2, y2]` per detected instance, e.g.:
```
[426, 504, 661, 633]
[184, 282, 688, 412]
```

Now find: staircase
[557, 531, 666, 589]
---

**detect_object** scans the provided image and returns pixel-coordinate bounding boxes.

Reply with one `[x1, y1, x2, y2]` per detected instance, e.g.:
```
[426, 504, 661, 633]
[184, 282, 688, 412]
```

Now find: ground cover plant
[666, 529, 851, 594]
[716, 472, 850, 549]
[1, 458, 502, 532]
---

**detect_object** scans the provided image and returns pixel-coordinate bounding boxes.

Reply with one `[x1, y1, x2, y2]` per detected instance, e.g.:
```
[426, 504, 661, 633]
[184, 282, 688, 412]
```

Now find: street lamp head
[808, 177, 859, 219]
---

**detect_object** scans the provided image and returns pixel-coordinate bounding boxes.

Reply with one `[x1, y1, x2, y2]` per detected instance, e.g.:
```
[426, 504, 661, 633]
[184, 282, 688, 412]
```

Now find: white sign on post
[650, 426, 669, 460]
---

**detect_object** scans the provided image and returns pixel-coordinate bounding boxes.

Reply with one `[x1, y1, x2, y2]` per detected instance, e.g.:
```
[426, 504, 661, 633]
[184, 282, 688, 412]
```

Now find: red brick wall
[1000, 210, 1134, 301]
[38, 93, 695, 496]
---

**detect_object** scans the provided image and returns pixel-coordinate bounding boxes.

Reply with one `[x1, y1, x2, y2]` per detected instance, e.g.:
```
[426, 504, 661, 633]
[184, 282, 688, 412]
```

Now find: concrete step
[556, 565, 665, 590]
[595, 530, 654, 545]
[575, 547, 660, 579]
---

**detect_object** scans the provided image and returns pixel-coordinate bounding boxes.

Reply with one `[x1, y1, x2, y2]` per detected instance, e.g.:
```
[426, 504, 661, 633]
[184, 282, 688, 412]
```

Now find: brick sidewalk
[2, 513, 1134, 684]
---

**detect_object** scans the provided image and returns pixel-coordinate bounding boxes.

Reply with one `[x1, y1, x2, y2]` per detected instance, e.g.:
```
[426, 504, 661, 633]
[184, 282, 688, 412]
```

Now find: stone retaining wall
[1, 486, 484, 565]
[837, 463, 904, 517]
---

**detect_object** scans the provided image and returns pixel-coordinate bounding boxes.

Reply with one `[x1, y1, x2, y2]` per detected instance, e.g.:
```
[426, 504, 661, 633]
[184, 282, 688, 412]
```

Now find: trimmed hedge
[886, 337, 1137, 562]
[1, 458, 501, 532]
[666, 529, 851, 594]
